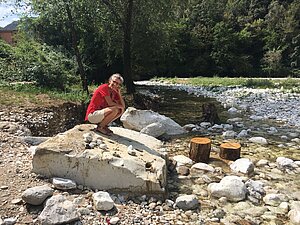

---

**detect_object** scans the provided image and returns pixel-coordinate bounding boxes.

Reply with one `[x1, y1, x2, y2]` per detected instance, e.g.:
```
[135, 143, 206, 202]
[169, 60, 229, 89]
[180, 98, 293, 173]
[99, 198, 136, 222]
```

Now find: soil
[0, 98, 87, 223]
[0, 93, 156, 224]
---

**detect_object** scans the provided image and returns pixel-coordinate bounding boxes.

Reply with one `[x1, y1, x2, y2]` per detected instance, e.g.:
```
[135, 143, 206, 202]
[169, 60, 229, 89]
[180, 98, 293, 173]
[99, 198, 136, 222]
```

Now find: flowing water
[136, 84, 229, 126]
[136, 84, 300, 161]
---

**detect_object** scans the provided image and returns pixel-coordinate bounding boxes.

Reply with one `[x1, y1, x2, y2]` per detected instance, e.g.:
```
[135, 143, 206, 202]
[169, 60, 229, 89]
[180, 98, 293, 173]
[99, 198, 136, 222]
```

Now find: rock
[230, 158, 254, 174]
[20, 136, 49, 146]
[110, 217, 120, 225]
[52, 177, 77, 190]
[3, 217, 17, 225]
[263, 193, 289, 206]
[222, 130, 236, 139]
[176, 166, 190, 176]
[32, 124, 166, 196]
[288, 201, 300, 225]
[237, 130, 248, 138]
[120, 107, 187, 136]
[21, 185, 53, 205]
[190, 163, 215, 175]
[245, 179, 265, 204]
[256, 159, 269, 167]
[200, 122, 211, 128]
[83, 133, 93, 143]
[249, 137, 268, 145]
[175, 195, 199, 210]
[208, 176, 247, 202]
[228, 107, 238, 114]
[276, 157, 294, 169]
[172, 155, 193, 167]
[93, 191, 114, 211]
[0, 121, 31, 136]
[183, 124, 196, 131]
[38, 195, 80, 224]
[140, 122, 166, 137]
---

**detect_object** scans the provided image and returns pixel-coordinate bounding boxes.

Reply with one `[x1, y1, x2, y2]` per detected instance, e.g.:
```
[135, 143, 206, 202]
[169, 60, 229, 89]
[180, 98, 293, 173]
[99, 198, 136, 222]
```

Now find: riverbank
[1, 81, 300, 225]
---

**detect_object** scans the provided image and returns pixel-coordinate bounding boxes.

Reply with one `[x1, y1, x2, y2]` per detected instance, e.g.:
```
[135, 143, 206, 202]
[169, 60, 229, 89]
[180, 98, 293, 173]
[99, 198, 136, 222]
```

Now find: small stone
[0, 185, 9, 190]
[11, 198, 23, 204]
[110, 217, 120, 224]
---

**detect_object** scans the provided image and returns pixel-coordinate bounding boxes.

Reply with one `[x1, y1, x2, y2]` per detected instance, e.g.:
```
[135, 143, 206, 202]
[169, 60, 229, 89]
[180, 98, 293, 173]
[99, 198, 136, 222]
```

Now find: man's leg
[98, 106, 119, 130]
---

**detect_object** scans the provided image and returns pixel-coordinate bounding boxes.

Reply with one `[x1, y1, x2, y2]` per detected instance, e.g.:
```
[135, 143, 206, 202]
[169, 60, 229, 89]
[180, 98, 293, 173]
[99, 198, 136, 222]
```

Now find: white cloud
[0, 1, 32, 27]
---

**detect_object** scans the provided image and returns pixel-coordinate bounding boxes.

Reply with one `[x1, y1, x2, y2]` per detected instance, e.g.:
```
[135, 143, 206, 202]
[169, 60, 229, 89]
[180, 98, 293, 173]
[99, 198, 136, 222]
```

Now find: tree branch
[101, 0, 125, 29]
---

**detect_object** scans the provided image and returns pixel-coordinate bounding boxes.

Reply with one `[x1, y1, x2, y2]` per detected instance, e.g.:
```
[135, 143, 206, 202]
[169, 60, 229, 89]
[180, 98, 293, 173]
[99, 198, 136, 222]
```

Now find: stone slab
[32, 124, 167, 196]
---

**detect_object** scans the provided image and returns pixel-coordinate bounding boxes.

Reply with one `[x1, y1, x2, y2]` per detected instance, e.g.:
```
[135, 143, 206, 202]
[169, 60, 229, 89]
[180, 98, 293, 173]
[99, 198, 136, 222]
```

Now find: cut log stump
[189, 137, 211, 163]
[219, 142, 241, 161]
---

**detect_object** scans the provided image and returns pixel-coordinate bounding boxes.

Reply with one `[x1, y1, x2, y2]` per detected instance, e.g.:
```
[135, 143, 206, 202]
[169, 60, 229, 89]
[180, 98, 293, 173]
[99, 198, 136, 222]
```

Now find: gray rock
[52, 177, 77, 190]
[140, 122, 166, 137]
[230, 158, 254, 174]
[175, 195, 199, 210]
[38, 195, 80, 224]
[32, 124, 166, 196]
[93, 191, 114, 211]
[249, 137, 268, 145]
[21, 185, 53, 205]
[263, 193, 289, 206]
[288, 201, 300, 225]
[276, 157, 294, 169]
[121, 107, 187, 136]
[208, 176, 247, 202]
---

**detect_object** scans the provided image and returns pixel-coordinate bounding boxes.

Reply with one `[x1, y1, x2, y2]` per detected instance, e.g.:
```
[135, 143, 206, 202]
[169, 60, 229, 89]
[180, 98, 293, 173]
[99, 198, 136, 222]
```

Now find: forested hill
[0, 0, 299, 93]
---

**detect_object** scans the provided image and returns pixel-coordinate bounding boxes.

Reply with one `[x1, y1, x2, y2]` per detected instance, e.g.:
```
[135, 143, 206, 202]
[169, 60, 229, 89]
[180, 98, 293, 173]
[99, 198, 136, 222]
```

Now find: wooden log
[189, 137, 211, 163]
[219, 142, 241, 160]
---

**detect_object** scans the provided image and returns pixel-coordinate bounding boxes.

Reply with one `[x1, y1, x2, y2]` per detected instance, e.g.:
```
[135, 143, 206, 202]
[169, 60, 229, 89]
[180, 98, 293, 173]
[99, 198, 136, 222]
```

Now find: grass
[1, 76, 299, 107]
[0, 82, 91, 107]
[151, 76, 300, 91]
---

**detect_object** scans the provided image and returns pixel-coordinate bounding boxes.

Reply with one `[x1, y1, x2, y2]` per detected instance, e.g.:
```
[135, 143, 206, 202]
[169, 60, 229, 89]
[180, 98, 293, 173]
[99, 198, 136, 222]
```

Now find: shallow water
[137, 84, 300, 161]
[136, 84, 229, 126]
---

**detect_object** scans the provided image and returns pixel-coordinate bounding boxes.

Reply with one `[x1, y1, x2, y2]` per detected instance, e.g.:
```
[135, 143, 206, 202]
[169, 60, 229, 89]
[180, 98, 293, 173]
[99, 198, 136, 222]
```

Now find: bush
[0, 37, 78, 90]
[244, 78, 274, 88]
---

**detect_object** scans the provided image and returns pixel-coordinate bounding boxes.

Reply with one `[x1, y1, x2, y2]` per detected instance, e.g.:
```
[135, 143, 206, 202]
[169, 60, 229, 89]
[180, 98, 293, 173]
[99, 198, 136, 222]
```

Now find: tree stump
[189, 137, 211, 163]
[219, 142, 241, 160]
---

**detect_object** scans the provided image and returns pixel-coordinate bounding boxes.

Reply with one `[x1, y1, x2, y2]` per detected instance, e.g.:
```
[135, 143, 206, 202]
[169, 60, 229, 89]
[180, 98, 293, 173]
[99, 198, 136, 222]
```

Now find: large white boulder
[120, 107, 187, 136]
[208, 176, 247, 202]
[32, 124, 167, 196]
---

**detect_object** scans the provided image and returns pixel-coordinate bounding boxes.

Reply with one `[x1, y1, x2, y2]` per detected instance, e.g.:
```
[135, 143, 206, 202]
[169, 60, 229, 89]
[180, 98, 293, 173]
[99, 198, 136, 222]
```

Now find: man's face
[109, 77, 122, 90]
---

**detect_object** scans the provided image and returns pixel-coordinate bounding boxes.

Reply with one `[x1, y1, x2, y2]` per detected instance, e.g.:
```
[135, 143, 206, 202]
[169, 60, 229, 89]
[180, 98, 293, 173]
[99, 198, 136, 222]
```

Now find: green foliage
[151, 77, 300, 91]
[244, 78, 274, 88]
[4, 0, 300, 85]
[0, 82, 90, 105]
[0, 35, 78, 90]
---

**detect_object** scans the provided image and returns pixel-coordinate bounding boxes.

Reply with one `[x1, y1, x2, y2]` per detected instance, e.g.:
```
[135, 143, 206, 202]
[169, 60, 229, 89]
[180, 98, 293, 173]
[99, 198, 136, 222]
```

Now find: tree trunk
[123, 0, 135, 94]
[219, 142, 241, 161]
[65, 4, 89, 95]
[189, 137, 211, 163]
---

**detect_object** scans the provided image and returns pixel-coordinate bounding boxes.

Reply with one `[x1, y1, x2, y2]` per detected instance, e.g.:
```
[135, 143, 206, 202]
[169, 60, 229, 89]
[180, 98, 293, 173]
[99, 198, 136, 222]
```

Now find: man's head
[108, 73, 124, 89]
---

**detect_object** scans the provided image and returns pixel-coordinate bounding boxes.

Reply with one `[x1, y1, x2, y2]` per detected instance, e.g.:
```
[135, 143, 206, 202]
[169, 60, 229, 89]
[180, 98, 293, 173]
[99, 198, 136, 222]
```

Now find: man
[85, 73, 125, 135]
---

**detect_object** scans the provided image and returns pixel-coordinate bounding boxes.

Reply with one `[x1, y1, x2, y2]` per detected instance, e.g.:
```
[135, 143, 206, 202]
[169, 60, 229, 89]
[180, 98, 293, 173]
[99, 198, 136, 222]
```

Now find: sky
[0, 1, 31, 27]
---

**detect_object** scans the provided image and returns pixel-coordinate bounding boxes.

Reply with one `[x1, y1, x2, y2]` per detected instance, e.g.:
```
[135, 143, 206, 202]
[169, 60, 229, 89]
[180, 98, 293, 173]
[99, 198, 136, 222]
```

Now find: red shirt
[85, 83, 120, 120]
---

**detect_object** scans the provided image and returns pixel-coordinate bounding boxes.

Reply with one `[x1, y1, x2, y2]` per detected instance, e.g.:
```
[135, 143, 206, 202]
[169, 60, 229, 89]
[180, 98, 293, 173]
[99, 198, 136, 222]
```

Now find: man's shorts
[87, 109, 105, 124]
